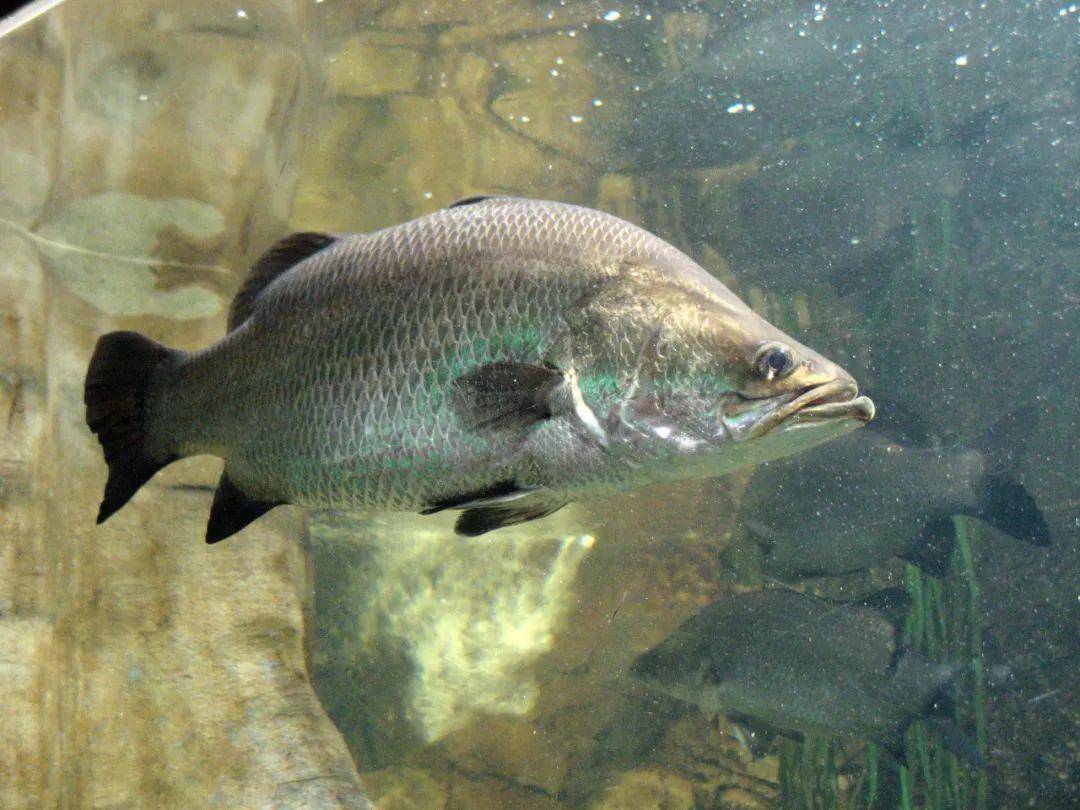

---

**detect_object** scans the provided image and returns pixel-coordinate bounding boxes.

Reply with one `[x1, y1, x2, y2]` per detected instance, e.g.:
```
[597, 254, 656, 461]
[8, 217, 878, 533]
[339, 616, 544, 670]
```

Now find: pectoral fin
[452, 361, 608, 445]
[452, 362, 566, 432]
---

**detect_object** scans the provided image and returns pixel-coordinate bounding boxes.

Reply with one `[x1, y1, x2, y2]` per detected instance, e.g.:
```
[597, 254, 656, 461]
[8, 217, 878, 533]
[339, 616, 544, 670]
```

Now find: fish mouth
[748, 380, 875, 439]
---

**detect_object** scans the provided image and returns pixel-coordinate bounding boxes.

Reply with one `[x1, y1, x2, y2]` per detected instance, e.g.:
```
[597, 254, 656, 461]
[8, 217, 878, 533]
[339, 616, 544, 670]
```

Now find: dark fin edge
[901, 515, 957, 578]
[448, 195, 504, 208]
[455, 500, 567, 537]
[421, 479, 537, 515]
[974, 474, 1051, 547]
[228, 232, 337, 330]
[205, 473, 283, 544]
[879, 667, 985, 770]
[85, 331, 181, 524]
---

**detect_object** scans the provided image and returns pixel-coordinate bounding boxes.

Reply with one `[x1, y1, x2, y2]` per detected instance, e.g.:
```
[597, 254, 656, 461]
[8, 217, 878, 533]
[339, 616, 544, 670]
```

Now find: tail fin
[975, 475, 1051, 547]
[968, 406, 1050, 547]
[84, 331, 181, 523]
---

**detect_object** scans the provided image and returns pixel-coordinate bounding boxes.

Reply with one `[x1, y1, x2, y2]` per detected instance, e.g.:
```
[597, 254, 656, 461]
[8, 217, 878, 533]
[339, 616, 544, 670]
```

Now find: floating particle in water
[519, 115, 531, 123]
[236, 8, 247, 18]
[954, 54, 969, 66]
[550, 69, 560, 76]
[569, 114, 584, 124]
[592, 99, 603, 107]
[603, 10, 621, 22]
[813, 3, 827, 22]
[726, 101, 755, 114]
[423, 191, 433, 200]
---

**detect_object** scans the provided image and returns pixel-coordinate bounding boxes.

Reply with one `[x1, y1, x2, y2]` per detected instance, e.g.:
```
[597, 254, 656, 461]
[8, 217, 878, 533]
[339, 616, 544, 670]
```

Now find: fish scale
[86, 196, 872, 541]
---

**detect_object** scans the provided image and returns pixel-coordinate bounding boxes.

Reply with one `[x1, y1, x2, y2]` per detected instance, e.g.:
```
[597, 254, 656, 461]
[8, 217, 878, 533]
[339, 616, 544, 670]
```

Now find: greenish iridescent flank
[425, 327, 548, 391]
[579, 372, 621, 405]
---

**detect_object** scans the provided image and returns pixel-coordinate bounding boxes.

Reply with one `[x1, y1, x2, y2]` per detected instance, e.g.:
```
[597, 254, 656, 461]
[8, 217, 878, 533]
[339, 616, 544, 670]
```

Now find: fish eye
[754, 344, 795, 380]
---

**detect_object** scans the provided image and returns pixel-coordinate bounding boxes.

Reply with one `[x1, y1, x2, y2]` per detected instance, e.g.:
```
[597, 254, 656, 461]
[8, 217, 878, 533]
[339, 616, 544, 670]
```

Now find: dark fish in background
[623, 2, 1063, 170]
[698, 137, 963, 297]
[737, 408, 1049, 579]
[84, 197, 873, 543]
[631, 588, 976, 760]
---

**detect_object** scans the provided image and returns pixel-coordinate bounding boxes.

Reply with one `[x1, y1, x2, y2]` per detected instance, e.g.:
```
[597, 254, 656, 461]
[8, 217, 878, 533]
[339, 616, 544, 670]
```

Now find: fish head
[629, 603, 740, 712]
[575, 265, 874, 480]
[631, 630, 715, 696]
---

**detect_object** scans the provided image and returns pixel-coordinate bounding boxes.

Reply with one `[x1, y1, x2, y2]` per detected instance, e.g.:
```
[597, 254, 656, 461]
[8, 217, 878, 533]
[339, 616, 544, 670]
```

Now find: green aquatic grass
[776, 519, 989, 809]
[775, 60, 983, 810]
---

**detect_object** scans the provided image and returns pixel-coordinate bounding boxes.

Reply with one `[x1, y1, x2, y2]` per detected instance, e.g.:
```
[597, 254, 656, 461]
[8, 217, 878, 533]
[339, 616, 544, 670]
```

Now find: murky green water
[0, 0, 1075, 807]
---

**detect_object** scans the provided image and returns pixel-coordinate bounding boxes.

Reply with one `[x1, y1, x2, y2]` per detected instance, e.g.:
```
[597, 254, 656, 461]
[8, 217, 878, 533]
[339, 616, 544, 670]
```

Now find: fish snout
[790, 353, 875, 425]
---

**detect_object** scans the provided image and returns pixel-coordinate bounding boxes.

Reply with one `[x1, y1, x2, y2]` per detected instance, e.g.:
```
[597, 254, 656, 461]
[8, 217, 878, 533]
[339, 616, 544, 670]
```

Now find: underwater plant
[776, 517, 989, 809]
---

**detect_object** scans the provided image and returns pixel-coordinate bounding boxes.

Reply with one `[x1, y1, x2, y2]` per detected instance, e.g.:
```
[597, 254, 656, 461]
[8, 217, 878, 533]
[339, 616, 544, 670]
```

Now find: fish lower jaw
[791, 394, 876, 425]
[749, 381, 875, 438]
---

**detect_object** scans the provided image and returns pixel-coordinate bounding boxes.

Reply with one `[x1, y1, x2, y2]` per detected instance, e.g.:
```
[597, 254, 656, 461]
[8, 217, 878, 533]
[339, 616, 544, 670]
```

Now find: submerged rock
[588, 768, 695, 810]
[36, 191, 226, 319]
[311, 512, 596, 749]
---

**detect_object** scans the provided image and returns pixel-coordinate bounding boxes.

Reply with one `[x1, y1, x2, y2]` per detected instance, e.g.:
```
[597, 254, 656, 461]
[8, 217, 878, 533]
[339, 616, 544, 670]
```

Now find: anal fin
[206, 473, 284, 544]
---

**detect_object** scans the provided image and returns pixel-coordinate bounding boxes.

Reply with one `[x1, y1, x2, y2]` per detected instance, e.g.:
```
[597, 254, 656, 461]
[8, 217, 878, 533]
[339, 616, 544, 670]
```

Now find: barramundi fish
[631, 588, 972, 758]
[739, 409, 1050, 579]
[84, 196, 873, 543]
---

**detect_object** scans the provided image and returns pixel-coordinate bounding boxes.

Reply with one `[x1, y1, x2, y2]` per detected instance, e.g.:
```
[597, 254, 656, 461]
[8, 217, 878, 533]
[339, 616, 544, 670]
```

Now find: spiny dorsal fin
[228, 232, 336, 330]
[448, 195, 503, 208]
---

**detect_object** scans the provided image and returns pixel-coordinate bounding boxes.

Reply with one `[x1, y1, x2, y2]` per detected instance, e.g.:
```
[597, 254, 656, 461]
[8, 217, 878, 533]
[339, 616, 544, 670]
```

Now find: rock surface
[3, 0, 1072, 808]
[0, 4, 367, 807]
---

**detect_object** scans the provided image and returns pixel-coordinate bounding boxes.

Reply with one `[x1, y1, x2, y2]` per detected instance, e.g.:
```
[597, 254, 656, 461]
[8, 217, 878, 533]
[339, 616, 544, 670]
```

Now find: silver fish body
[739, 411, 1050, 579]
[85, 197, 873, 541]
[631, 588, 955, 742]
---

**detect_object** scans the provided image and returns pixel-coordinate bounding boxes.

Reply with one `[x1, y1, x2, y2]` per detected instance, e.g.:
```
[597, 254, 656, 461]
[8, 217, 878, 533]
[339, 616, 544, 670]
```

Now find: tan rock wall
[0, 2, 755, 808]
[0, 3, 367, 806]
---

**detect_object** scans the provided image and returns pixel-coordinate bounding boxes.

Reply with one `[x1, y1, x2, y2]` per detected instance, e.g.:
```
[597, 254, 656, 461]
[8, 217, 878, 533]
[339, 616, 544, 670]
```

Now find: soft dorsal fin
[448, 195, 503, 208]
[228, 232, 336, 330]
